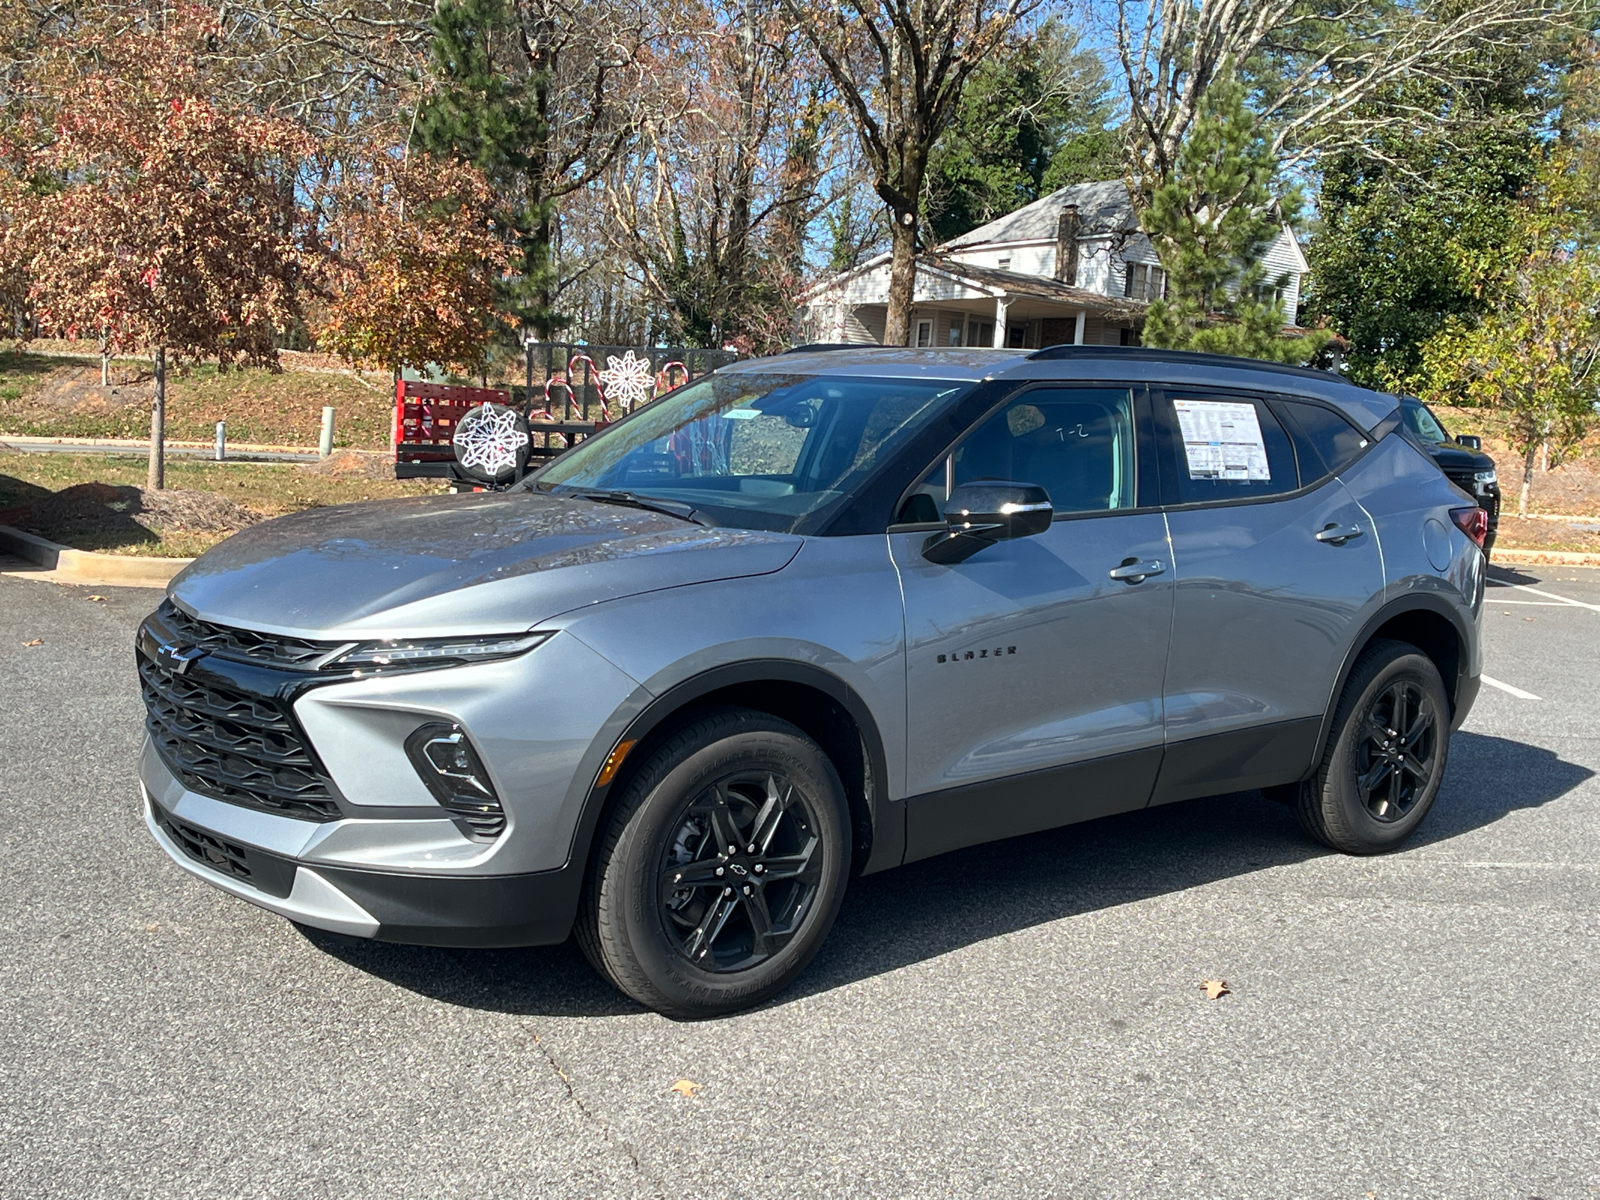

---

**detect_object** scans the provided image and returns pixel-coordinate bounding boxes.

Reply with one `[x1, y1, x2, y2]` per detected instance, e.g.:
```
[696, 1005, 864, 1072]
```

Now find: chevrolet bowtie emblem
[158, 642, 207, 675]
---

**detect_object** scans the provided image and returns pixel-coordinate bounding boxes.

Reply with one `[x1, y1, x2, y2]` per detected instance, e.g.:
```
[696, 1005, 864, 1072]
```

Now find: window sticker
[1172, 399, 1271, 481]
[722, 409, 762, 419]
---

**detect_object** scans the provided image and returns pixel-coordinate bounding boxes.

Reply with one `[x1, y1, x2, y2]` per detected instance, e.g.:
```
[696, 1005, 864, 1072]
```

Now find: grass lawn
[0, 451, 446, 557]
[0, 347, 396, 449]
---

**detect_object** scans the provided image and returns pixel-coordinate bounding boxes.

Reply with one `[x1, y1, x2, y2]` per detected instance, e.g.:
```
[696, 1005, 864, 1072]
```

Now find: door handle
[1109, 558, 1165, 584]
[1315, 523, 1364, 546]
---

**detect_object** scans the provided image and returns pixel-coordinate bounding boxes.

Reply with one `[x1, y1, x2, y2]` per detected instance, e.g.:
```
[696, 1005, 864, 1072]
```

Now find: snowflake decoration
[453, 403, 529, 477]
[600, 349, 657, 413]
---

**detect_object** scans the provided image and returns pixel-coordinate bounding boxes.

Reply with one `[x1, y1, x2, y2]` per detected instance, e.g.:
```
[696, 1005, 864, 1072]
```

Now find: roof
[922, 256, 1147, 318]
[940, 179, 1136, 249]
[723, 345, 1397, 431]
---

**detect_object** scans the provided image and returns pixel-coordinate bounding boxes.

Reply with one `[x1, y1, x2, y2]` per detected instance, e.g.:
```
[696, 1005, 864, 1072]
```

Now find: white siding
[844, 308, 884, 343]
[1259, 227, 1304, 317]
[945, 241, 1055, 277]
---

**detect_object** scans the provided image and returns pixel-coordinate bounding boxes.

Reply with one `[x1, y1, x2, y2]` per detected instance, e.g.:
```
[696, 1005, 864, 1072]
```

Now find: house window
[997, 256, 1012, 271]
[1124, 263, 1167, 302]
[967, 319, 994, 347]
[1007, 324, 1028, 349]
[914, 319, 933, 348]
[947, 317, 963, 346]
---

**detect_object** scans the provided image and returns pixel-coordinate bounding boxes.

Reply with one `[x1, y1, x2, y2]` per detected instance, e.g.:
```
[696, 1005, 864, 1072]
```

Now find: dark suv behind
[1401, 397, 1499, 556]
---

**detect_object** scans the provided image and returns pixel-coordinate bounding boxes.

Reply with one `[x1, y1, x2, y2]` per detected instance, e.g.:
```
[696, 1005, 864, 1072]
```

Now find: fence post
[319, 406, 335, 457]
[214, 421, 226, 462]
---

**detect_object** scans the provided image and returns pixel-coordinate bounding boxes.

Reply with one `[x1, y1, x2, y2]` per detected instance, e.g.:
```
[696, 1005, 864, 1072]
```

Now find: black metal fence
[518, 342, 740, 423]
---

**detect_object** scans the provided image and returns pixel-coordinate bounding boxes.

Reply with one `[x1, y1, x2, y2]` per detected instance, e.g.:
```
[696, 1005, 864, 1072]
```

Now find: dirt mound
[33, 364, 154, 413]
[2, 481, 263, 545]
[296, 449, 395, 480]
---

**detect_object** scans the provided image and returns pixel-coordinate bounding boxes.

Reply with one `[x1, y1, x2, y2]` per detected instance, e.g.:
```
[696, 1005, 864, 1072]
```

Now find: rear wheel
[576, 708, 851, 1018]
[1292, 639, 1451, 854]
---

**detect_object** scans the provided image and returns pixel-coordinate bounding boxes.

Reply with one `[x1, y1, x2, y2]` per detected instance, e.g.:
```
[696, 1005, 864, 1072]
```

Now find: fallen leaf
[88, 594, 107, 602]
[1200, 979, 1230, 1000]
[144, 922, 159, 932]
[668, 1078, 701, 1098]
[22, 639, 42, 647]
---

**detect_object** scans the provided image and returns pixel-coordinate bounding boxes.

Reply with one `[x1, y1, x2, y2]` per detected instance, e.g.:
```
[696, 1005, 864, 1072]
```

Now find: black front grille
[156, 599, 345, 671]
[140, 655, 342, 821]
[152, 801, 296, 898]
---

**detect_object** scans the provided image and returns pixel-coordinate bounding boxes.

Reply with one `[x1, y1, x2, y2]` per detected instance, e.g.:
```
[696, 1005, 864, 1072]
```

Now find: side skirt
[899, 718, 1321, 865]
[902, 747, 1163, 864]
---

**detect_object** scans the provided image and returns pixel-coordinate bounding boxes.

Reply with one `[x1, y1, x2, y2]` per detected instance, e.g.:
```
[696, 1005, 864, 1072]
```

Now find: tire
[1292, 638, 1451, 854]
[575, 707, 851, 1018]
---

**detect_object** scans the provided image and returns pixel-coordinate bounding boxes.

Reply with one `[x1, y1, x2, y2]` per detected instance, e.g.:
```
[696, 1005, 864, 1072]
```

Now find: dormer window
[997, 256, 1011, 271]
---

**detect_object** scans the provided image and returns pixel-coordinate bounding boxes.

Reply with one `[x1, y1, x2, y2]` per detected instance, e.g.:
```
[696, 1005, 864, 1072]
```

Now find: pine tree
[1139, 84, 1325, 364]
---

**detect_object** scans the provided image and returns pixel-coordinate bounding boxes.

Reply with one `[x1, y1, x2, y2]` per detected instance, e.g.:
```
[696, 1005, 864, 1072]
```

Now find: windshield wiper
[573, 489, 710, 526]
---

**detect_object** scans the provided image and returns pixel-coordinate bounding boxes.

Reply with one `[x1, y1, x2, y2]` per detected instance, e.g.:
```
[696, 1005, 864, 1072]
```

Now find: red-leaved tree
[18, 9, 310, 488]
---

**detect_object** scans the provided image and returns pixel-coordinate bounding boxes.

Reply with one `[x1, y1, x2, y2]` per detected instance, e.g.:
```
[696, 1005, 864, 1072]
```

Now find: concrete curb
[0, 524, 189, 587]
[1492, 548, 1600, 567]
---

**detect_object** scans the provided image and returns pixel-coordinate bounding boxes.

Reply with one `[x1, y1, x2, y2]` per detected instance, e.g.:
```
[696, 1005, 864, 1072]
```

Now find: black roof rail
[781, 342, 885, 354]
[1025, 343, 1338, 384]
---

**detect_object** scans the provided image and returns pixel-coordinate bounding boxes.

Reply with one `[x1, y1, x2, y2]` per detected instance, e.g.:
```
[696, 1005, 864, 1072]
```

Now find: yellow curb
[1492, 548, 1600, 567]
[0, 524, 189, 588]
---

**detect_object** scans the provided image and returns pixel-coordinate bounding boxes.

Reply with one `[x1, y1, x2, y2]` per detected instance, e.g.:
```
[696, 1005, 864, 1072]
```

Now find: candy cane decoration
[565, 354, 611, 422]
[655, 360, 689, 398]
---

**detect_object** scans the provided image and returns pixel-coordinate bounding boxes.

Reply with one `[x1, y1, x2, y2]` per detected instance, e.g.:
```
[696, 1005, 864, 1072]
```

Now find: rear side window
[1277, 399, 1370, 483]
[1157, 393, 1297, 505]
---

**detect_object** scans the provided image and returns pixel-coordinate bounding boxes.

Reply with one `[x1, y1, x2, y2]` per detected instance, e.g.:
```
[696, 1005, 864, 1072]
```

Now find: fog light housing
[404, 723, 505, 840]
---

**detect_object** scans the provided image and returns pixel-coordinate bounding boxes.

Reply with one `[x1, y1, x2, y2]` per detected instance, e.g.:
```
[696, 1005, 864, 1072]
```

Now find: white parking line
[1491, 599, 1581, 607]
[1488, 581, 1600, 613]
[1481, 674, 1542, 700]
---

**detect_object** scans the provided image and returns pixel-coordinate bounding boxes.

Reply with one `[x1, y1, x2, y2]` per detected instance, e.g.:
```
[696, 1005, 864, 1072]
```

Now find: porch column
[993, 295, 1010, 348]
[1073, 310, 1087, 345]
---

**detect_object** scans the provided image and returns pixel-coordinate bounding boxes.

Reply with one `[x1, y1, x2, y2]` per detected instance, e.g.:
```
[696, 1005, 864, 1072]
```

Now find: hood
[1424, 443, 1496, 472]
[169, 491, 802, 639]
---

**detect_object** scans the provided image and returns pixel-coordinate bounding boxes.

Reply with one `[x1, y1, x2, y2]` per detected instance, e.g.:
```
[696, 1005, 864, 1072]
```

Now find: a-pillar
[993, 295, 1010, 348]
[1073, 310, 1087, 344]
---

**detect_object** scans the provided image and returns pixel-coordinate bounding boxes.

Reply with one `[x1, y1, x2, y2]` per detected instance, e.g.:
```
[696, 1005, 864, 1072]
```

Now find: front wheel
[1293, 639, 1451, 854]
[576, 708, 851, 1018]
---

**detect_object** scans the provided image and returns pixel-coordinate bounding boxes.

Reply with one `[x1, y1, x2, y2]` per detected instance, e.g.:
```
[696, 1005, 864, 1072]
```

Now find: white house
[800, 179, 1309, 350]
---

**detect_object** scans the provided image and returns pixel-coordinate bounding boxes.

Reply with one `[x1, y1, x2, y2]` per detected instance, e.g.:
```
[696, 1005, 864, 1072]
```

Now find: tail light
[1450, 505, 1489, 549]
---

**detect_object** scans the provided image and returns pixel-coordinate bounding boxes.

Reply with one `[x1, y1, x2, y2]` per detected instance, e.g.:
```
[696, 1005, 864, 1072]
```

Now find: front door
[1150, 389, 1386, 805]
[891, 385, 1173, 862]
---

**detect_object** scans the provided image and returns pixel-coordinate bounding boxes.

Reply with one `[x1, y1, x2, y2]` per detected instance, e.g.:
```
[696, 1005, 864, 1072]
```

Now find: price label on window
[1173, 400, 1271, 481]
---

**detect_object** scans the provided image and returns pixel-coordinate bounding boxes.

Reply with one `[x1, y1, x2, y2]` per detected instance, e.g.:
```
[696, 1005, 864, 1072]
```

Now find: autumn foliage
[17, 10, 310, 367]
[311, 148, 513, 377]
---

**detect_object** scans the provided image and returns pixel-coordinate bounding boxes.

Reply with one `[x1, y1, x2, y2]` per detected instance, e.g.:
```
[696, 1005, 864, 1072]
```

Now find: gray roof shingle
[940, 179, 1136, 248]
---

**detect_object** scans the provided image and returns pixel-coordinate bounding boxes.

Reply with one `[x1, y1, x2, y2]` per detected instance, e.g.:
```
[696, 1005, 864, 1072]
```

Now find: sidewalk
[0, 434, 322, 463]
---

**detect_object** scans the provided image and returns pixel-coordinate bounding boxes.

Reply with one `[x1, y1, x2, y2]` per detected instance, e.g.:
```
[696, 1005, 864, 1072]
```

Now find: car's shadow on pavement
[300, 731, 1592, 1019]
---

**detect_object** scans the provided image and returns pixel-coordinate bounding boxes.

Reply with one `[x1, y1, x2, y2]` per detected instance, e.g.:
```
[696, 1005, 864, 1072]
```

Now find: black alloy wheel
[1294, 638, 1452, 855]
[577, 707, 851, 1018]
[1354, 680, 1439, 823]
[659, 771, 824, 972]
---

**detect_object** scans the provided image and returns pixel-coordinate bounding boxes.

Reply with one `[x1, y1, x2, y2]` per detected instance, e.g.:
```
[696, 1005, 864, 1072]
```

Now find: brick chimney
[1055, 203, 1081, 285]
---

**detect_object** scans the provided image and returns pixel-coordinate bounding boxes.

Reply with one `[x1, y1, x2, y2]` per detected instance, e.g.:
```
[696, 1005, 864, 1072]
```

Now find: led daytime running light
[333, 632, 550, 669]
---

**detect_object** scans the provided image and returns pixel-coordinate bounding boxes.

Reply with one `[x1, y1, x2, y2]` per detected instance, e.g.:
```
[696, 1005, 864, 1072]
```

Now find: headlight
[1473, 470, 1497, 495]
[329, 632, 550, 670]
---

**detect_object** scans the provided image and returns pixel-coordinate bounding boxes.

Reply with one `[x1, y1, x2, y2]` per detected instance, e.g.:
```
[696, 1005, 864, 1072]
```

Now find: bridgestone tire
[575, 708, 851, 1019]
[1293, 638, 1451, 855]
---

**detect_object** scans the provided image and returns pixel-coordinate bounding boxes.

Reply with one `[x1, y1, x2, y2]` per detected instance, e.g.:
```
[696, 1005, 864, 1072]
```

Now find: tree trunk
[885, 215, 918, 346]
[148, 345, 166, 492]
[1518, 437, 1537, 517]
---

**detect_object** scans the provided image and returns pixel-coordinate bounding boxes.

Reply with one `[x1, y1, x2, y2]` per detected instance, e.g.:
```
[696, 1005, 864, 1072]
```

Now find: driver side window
[898, 387, 1137, 522]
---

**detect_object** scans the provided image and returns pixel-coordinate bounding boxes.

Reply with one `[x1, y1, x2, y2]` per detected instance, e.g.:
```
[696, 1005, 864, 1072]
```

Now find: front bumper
[142, 765, 583, 948]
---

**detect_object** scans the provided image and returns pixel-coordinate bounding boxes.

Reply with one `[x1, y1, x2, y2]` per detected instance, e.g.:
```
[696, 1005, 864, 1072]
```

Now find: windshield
[531, 371, 969, 531]
[1403, 399, 1451, 446]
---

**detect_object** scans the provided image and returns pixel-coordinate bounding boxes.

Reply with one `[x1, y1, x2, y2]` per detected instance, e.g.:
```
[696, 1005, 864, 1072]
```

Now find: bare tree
[784, 0, 1038, 345]
[1114, 0, 1574, 203]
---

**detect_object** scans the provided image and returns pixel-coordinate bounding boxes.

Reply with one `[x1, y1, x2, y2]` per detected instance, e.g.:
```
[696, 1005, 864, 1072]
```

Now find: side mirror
[922, 481, 1052, 564]
[1455, 434, 1482, 450]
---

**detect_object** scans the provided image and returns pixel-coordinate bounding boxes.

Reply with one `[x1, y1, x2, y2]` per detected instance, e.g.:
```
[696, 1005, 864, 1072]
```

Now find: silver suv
[138, 347, 1486, 1017]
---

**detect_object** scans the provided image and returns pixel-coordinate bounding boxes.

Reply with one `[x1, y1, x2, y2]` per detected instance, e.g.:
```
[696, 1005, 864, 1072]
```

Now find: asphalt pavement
[1, 558, 1597, 1199]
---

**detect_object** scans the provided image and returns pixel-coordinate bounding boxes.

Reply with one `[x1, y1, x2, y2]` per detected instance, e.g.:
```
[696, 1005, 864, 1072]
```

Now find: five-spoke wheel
[1295, 639, 1451, 854]
[577, 708, 850, 1019]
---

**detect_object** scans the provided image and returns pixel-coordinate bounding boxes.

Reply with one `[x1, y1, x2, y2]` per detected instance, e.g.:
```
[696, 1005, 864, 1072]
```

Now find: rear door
[891, 384, 1173, 861]
[1150, 388, 1384, 805]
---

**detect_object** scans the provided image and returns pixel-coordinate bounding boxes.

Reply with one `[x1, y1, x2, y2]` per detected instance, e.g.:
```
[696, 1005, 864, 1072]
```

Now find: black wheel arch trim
[1302, 591, 1477, 783]
[566, 659, 901, 895]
